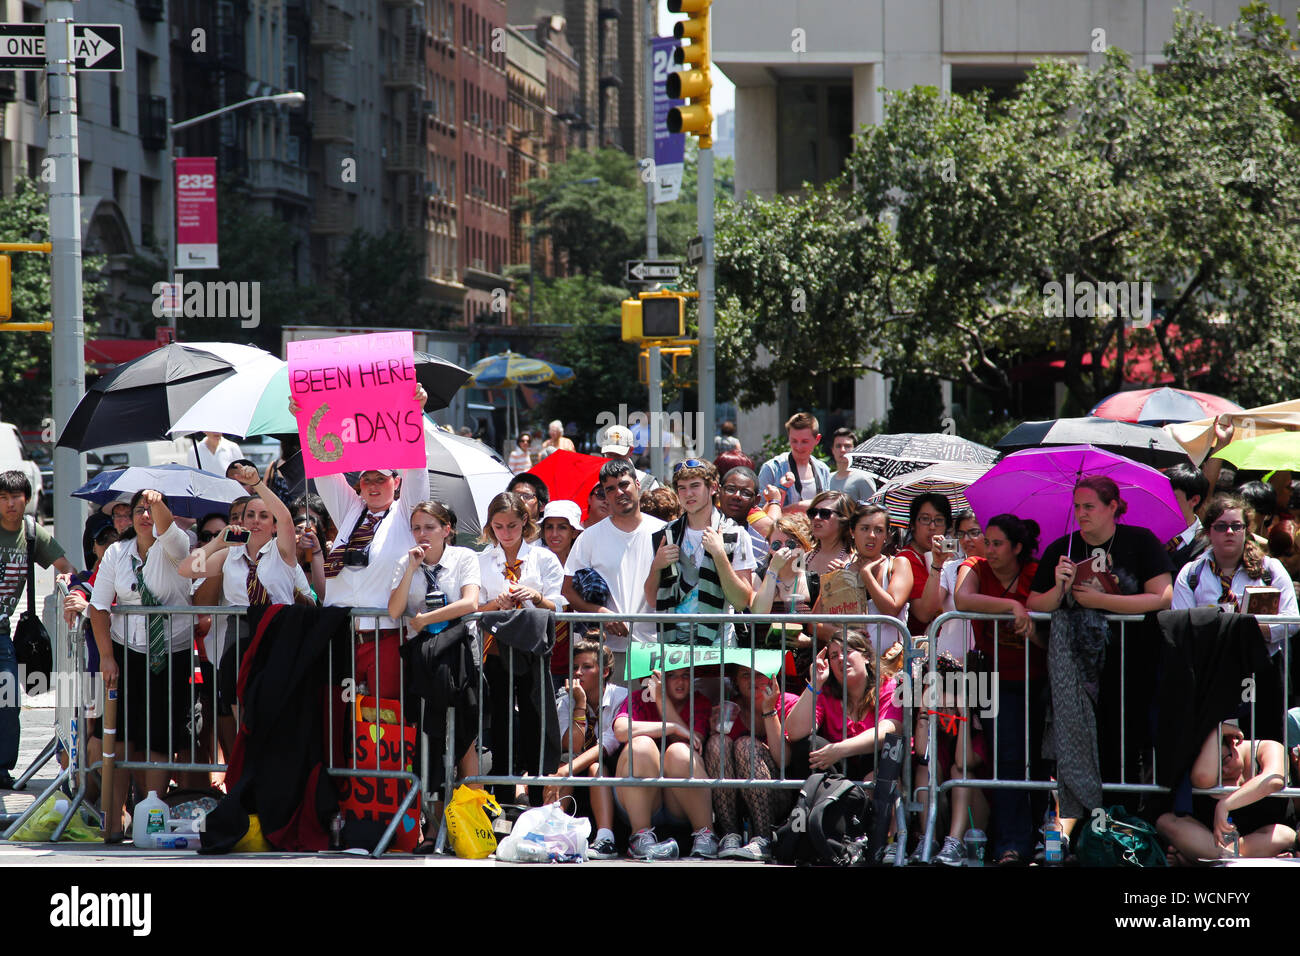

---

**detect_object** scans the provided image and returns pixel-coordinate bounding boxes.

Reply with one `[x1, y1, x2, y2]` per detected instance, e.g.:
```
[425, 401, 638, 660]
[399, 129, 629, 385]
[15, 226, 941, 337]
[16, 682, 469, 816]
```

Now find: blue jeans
[0, 628, 19, 773]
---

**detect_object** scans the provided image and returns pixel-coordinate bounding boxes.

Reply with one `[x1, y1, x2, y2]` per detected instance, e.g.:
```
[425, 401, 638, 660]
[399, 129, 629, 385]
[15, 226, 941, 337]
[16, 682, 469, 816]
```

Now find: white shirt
[507, 448, 532, 475]
[317, 465, 431, 629]
[1172, 553, 1299, 656]
[90, 523, 194, 653]
[936, 557, 974, 657]
[563, 514, 666, 651]
[477, 539, 564, 608]
[390, 545, 481, 638]
[556, 682, 629, 756]
[187, 436, 243, 475]
[674, 510, 758, 645]
[1174, 521, 1200, 550]
[221, 538, 299, 609]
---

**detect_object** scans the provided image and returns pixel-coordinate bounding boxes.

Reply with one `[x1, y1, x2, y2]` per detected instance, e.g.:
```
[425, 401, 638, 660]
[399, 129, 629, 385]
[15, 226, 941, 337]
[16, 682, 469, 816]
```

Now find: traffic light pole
[698, 143, 715, 463]
[644, 0, 664, 480]
[46, 4, 87, 554]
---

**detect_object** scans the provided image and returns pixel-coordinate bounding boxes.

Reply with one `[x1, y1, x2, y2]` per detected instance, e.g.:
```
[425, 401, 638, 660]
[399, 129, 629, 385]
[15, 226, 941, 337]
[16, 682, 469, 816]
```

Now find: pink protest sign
[288, 331, 425, 478]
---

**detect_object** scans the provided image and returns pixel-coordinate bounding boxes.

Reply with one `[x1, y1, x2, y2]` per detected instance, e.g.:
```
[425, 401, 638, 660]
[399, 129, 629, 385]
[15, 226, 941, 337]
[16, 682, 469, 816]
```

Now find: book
[1243, 586, 1281, 616]
[1072, 556, 1120, 595]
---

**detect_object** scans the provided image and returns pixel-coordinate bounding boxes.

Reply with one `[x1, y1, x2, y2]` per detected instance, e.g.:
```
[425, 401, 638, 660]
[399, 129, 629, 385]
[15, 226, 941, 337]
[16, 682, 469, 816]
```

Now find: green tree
[330, 229, 429, 329]
[0, 179, 106, 428]
[715, 1, 1300, 413]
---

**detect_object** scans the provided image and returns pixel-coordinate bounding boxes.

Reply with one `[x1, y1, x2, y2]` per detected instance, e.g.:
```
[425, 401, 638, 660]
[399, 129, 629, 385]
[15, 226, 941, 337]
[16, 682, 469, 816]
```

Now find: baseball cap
[541, 499, 582, 531]
[601, 425, 634, 456]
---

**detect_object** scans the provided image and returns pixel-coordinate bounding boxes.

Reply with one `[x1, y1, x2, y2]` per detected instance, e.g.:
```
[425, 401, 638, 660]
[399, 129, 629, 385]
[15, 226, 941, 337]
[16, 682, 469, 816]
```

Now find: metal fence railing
[917, 609, 1300, 863]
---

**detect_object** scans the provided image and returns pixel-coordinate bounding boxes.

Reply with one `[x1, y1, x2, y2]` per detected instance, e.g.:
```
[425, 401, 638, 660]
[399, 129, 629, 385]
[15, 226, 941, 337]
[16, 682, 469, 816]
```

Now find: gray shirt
[829, 469, 877, 503]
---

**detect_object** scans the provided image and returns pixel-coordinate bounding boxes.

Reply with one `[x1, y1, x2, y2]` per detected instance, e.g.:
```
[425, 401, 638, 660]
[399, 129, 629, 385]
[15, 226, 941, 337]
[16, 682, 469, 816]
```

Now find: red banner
[336, 696, 419, 852]
[175, 157, 218, 269]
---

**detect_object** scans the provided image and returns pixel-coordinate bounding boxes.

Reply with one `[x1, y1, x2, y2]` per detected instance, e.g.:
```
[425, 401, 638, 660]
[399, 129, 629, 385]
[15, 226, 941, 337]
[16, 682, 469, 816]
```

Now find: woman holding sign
[289, 380, 431, 702]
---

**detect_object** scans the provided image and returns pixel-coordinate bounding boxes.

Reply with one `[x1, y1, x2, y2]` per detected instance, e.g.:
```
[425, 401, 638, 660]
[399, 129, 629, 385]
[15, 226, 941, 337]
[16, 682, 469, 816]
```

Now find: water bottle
[1043, 818, 1063, 865]
[329, 811, 345, 850]
[423, 587, 449, 635]
[1225, 815, 1240, 858]
[132, 791, 169, 849]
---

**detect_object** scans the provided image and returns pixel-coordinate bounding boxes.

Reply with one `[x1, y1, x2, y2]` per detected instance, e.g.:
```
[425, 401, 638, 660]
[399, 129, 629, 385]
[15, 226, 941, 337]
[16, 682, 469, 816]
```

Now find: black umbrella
[994, 417, 1191, 469]
[57, 342, 272, 452]
[413, 351, 472, 409]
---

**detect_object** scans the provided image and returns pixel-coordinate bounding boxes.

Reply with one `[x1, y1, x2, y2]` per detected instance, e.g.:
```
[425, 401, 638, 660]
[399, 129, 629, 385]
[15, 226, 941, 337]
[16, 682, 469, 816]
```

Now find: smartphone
[225, 528, 250, 543]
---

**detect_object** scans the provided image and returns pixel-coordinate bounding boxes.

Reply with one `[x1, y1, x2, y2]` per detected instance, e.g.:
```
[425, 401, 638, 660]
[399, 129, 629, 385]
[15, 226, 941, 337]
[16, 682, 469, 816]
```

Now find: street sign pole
[45, 3, 86, 553]
[698, 143, 715, 464]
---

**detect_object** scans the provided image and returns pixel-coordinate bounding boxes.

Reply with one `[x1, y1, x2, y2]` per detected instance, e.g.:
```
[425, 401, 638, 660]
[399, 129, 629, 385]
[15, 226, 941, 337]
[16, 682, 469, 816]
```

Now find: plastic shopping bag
[8, 795, 102, 843]
[444, 785, 501, 859]
[495, 800, 591, 863]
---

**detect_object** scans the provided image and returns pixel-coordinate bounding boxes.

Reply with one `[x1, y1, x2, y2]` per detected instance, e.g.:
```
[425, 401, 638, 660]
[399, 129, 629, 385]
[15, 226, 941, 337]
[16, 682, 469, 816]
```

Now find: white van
[0, 423, 43, 516]
[88, 438, 194, 472]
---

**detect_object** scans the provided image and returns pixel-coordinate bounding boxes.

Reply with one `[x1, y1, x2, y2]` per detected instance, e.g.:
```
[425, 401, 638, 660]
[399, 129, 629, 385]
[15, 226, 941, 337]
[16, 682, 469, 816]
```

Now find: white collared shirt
[1173, 553, 1300, 655]
[318, 465, 431, 628]
[390, 545, 481, 638]
[477, 539, 564, 608]
[222, 538, 298, 608]
[1175, 521, 1200, 549]
[90, 523, 194, 653]
[556, 682, 629, 756]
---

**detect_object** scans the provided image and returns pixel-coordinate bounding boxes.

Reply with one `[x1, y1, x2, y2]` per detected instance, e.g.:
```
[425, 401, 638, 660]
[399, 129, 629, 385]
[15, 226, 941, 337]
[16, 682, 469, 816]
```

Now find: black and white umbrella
[423, 419, 512, 541]
[849, 432, 998, 487]
[995, 418, 1191, 469]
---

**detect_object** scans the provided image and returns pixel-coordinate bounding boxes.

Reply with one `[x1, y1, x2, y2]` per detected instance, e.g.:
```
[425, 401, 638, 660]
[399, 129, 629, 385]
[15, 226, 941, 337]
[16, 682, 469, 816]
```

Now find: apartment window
[286, 35, 299, 90]
[25, 146, 44, 182]
[109, 73, 121, 128]
[140, 176, 159, 248]
[112, 168, 128, 207]
[776, 79, 853, 193]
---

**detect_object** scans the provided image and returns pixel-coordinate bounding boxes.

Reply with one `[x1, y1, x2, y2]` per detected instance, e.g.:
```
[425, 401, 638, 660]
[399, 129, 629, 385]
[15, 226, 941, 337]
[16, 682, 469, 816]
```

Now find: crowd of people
[5, 400, 1300, 865]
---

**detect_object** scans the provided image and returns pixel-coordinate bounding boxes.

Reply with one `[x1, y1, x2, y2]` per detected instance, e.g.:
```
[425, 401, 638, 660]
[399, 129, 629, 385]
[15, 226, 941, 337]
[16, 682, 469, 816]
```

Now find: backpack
[772, 772, 871, 866]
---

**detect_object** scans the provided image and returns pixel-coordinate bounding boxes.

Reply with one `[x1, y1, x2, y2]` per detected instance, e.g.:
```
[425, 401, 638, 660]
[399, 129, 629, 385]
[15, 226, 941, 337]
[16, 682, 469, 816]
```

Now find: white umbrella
[168, 355, 290, 439]
[424, 418, 511, 540]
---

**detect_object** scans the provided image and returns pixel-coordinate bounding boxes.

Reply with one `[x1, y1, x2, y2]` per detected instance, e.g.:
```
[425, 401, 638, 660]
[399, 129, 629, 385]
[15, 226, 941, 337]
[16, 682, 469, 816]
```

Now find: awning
[1010, 325, 1212, 386]
[86, 339, 158, 366]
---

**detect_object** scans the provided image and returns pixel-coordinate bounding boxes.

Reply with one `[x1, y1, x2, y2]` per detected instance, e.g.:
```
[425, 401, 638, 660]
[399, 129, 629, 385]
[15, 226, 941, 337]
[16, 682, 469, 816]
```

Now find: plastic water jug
[132, 791, 169, 848]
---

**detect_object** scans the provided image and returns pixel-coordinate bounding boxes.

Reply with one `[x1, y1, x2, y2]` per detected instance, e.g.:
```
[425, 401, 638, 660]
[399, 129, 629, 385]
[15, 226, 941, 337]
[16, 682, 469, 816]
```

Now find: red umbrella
[1090, 387, 1243, 426]
[526, 449, 609, 522]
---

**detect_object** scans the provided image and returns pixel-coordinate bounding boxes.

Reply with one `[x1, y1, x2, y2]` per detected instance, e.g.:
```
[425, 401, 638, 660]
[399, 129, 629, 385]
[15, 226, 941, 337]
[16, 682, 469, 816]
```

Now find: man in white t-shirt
[645, 459, 755, 646]
[187, 432, 243, 475]
[562, 458, 665, 685]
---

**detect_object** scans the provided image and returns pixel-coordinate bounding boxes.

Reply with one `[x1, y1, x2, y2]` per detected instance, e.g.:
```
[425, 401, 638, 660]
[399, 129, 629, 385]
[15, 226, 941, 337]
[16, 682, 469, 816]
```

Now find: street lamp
[163, 90, 307, 330]
[526, 176, 600, 324]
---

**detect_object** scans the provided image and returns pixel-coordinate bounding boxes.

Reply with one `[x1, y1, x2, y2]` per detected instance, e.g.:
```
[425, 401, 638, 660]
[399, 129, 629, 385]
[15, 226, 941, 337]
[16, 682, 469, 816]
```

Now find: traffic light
[666, 0, 712, 148]
[621, 294, 686, 342]
[0, 256, 9, 320]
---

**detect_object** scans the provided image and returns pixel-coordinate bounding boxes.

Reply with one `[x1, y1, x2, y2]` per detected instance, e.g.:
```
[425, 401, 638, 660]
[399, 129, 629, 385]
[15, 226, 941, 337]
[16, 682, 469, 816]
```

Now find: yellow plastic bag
[444, 785, 501, 859]
[232, 813, 272, 852]
[8, 794, 102, 843]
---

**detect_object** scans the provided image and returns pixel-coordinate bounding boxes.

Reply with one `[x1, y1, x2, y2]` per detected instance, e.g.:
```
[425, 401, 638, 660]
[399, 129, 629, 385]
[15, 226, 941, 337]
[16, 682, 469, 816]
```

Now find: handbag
[1075, 805, 1167, 867]
[13, 516, 52, 688]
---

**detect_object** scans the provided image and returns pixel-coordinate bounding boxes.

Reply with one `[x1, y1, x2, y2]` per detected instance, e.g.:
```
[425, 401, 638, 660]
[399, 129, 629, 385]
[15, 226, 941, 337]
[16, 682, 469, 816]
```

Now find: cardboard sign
[625, 644, 784, 681]
[288, 331, 425, 478]
[336, 696, 419, 852]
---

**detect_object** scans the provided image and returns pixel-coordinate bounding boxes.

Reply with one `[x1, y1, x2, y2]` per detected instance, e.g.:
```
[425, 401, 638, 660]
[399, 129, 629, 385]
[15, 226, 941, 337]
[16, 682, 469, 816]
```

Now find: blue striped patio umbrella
[464, 351, 575, 437]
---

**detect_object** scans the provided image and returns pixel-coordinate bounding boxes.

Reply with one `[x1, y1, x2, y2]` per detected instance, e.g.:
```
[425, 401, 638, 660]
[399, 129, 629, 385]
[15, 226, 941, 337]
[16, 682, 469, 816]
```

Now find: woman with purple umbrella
[1027, 475, 1174, 853]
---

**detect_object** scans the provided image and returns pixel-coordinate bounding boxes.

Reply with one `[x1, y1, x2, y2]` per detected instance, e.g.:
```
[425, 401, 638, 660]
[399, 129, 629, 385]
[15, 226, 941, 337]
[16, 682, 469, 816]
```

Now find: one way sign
[625, 259, 683, 283]
[0, 24, 124, 71]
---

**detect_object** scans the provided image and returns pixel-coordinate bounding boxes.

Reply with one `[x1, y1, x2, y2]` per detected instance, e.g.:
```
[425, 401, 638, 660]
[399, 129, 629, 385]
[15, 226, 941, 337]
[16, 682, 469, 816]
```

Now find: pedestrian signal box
[622, 293, 685, 343]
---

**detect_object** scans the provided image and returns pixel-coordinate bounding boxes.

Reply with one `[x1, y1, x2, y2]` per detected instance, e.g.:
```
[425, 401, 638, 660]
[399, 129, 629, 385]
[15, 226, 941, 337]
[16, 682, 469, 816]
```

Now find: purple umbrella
[964, 444, 1185, 548]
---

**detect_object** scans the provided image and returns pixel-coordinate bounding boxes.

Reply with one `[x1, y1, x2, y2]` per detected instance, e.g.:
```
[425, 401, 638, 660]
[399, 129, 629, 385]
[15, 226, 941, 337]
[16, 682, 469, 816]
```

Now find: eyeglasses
[956, 529, 984, 540]
[672, 459, 707, 474]
[722, 485, 756, 500]
[1211, 521, 1247, 534]
[514, 490, 537, 501]
[770, 539, 798, 550]
[914, 515, 947, 527]
[809, 508, 840, 521]
[132, 507, 150, 516]
[592, 486, 607, 500]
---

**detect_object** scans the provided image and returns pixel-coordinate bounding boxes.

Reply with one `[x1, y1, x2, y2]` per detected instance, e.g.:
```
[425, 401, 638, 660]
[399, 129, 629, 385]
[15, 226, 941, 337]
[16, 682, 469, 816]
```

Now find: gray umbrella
[994, 417, 1191, 469]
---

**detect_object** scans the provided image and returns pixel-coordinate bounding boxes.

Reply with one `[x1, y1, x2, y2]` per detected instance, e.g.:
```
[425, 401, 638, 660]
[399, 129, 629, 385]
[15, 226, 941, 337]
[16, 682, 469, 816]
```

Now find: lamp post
[525, 176, 600, 324]
[164, 91, 306, 331]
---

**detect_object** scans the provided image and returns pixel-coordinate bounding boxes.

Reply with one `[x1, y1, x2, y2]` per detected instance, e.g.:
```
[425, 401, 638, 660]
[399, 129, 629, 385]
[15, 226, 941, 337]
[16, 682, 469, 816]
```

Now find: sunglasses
[808, 508, 840, 521]
[770, 538, 798, 550]
[672, 459, 708, 474]
[1211, 522, 1246, 534]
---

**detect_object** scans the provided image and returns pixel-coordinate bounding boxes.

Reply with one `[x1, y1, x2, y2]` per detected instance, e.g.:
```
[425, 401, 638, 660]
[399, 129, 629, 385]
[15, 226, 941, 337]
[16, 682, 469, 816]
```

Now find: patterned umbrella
[849, 433, 998, 487]
[867, 462, 993, 531]
[1089, 387, 1243, 426]
[465, 351, 575, 439]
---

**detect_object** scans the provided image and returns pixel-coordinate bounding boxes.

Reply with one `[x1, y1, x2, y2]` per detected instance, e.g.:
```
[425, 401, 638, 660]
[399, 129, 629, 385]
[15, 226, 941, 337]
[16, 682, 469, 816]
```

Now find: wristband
[805, 682, 819, 696]
[761, 710, 777, 719]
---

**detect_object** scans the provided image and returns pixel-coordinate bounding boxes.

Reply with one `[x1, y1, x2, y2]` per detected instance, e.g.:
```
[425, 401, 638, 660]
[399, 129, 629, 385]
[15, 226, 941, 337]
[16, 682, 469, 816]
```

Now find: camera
[425, 589, 448, 612]
[342, 549, 369, 569]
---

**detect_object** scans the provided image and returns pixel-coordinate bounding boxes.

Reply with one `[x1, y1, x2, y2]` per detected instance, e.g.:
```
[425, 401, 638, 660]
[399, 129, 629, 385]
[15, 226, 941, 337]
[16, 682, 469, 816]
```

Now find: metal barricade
[456, 609, 916, 864]
[918, 609, 1300, 863]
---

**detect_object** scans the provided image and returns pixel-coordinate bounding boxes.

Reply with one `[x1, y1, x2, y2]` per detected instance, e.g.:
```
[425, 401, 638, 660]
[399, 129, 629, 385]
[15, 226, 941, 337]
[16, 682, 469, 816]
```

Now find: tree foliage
[0, 179, 106, 427]
[716, 1, 1300, 413]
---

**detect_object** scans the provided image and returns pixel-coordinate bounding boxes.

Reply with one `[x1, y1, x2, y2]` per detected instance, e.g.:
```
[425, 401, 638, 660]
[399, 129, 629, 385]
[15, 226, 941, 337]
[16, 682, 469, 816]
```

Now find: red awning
[86, 339, 158, 365]
[1011, 325, 1214, 385]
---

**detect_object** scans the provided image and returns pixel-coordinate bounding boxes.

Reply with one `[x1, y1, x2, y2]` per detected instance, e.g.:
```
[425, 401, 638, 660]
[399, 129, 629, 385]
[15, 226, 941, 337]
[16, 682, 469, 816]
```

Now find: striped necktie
[323, 509, 387, 579]
[1210, 556, 1238, 609]
[134, 561, 168, 675]
[246, 549, 271, 606]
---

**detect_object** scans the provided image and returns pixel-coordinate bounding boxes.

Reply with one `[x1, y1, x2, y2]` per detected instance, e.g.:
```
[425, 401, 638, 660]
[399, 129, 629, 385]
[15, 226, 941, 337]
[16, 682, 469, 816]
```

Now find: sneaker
[0, 771, 14, 791]
[730, 835, 773, 862]
[935, 836, 966, 867]
[717, 832, 746, 859]
[588, 836, 619, 860]
[689, 827, 719, 859]
[628, 828, 679, 861]
[908, 839, 937, 865]
[873, 841, 900, 865]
